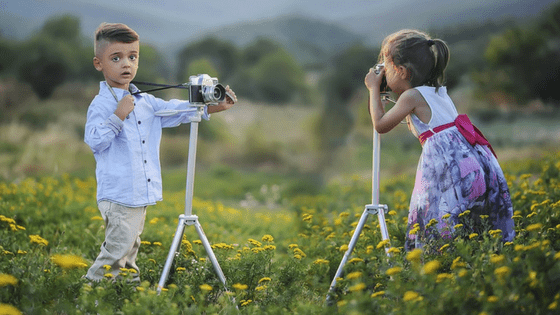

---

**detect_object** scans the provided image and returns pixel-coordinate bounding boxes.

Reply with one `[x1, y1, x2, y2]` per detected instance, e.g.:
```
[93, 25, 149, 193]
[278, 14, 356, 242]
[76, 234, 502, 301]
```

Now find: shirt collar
[99, 81, 140, 100]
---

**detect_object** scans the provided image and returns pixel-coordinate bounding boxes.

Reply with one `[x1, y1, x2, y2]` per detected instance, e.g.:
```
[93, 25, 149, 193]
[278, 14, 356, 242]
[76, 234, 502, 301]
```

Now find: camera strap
[130, 81, 188, 95]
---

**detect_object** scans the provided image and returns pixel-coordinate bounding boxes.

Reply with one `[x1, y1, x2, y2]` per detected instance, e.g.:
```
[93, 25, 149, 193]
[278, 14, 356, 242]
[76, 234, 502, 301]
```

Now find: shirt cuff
[106, 114, 124, 134]
[202, 106, 210, 121]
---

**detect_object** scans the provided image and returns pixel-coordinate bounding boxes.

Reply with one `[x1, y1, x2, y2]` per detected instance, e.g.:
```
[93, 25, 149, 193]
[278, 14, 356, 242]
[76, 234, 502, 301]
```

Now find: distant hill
[189, 16, 362, 65]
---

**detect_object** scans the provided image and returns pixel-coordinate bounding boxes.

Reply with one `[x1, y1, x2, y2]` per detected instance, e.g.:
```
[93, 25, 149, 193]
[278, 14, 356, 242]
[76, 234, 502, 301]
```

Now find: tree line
[0, 4, 558, 107]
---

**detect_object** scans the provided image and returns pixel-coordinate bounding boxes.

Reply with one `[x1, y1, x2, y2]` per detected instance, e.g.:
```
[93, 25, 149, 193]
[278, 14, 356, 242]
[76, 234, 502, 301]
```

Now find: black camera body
[188, 74, 226, 105]
[375, 63, 391, 93]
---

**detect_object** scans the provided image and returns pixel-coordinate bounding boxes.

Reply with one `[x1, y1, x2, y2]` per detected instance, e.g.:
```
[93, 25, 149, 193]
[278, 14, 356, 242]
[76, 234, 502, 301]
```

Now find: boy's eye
[129, 55, 137, 61]
[112, 56, 120, 62]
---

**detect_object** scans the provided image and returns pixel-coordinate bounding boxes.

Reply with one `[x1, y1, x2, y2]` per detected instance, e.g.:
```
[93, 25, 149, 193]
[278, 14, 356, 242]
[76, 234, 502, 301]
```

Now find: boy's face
[93, 40, 139, 90]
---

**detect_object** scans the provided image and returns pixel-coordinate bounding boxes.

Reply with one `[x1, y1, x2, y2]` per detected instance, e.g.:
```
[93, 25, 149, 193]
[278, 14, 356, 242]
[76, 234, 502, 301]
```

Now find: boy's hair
[379, 29, 450, 90]
[94, 23, 139, 56]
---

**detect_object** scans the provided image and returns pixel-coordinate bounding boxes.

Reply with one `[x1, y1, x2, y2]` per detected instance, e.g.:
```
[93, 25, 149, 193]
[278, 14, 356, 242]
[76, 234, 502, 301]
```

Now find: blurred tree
[317, 44, 377, 149]
[16, 15, 95, 99]
[134, 44, 169, 83]
[185, 57, 219, 79]
[176, 37, 238, 82]
[249, 50, 307, 104]
[0, 36, 17, 75]
[474, 3, 560, 105]
[231, 37, 309, 104]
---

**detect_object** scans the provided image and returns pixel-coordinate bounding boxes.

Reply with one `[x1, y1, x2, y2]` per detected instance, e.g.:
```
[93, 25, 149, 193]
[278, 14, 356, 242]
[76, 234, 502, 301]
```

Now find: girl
[364, 29, 515, 250]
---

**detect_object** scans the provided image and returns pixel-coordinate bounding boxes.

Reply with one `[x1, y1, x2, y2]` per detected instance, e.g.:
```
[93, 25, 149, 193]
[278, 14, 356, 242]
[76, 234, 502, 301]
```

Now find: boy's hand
[114, 95, 135, 120]
[208, 85, 237, 114]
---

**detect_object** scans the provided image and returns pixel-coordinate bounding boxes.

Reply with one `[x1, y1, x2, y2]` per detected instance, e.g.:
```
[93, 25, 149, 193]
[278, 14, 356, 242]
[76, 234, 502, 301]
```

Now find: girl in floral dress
[364, 29, 515, 250]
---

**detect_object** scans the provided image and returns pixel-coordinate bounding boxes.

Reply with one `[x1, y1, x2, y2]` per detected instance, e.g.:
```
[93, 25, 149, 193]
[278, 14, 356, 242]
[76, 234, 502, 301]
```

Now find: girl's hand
[364, 66, 385, 91]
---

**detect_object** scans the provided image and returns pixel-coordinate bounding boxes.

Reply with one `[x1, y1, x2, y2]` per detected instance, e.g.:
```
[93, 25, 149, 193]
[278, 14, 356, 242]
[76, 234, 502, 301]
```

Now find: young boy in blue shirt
[84, 23, 236, 282]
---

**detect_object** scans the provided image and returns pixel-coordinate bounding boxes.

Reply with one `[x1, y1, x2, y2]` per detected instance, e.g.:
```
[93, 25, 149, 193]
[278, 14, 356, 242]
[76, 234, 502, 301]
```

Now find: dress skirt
[405, 127, 515, 250]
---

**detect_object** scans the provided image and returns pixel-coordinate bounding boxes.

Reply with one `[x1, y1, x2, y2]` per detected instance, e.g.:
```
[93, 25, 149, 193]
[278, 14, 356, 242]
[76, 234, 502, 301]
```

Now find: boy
[84, 23, 236, 282]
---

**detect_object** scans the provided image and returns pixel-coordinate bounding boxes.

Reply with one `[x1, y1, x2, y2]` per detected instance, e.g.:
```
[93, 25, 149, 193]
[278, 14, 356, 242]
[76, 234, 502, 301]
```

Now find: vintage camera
[374, 63, 391, 93]
[188, 74, 226, 105]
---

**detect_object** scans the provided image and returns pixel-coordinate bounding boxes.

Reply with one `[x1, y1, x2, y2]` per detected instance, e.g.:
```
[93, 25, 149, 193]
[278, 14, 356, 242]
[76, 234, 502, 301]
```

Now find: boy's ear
[93, 56, 102, 72]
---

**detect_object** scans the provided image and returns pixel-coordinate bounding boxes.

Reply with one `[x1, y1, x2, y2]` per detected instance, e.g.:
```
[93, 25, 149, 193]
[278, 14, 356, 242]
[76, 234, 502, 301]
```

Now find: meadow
[1, 145, 560, 314]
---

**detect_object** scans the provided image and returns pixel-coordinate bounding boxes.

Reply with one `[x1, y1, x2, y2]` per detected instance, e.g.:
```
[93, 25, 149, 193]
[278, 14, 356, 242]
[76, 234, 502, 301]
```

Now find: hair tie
[427, 39, 435, 47]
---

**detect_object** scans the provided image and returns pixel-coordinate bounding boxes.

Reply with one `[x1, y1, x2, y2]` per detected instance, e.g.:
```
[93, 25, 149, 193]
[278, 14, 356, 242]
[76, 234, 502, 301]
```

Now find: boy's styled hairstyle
[94, 23, 139, 56]
[379, 29, 450, 90]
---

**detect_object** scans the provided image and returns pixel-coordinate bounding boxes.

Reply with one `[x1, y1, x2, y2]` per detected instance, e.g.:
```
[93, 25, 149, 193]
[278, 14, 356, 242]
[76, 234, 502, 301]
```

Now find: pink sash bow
[418, 114, 497, 158]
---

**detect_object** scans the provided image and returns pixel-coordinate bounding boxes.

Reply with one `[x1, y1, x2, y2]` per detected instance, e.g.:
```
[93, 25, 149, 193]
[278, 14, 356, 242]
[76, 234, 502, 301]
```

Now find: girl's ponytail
[427, 39, 450, 91]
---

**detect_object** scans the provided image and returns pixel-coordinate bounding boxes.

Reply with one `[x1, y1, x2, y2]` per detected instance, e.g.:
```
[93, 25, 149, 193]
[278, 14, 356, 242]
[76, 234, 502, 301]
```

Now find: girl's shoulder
[399, 88, 428, 110]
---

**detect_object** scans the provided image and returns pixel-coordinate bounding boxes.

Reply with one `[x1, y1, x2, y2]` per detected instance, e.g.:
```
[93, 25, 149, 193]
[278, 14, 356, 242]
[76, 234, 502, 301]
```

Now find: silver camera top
[188, 74, 226, 105]
[374, 63, 384, 75]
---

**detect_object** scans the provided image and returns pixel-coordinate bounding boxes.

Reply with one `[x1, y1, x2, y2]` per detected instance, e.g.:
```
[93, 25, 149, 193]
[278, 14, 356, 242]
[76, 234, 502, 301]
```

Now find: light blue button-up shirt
[84, 82, 209, 207]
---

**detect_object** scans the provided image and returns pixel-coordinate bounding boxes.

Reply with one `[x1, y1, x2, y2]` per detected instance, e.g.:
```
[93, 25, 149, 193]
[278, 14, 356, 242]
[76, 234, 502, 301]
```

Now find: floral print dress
[404, 87, 515, 250]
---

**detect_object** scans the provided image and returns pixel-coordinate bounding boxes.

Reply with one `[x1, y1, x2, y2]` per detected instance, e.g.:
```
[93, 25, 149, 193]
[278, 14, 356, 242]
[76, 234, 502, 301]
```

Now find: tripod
[156, 105, 228, 294]
[326, 111, 391, 303]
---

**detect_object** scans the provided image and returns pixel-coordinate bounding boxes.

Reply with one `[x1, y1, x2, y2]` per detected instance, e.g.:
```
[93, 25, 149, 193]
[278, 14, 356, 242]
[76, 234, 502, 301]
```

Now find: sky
[1, 0, 557, 46]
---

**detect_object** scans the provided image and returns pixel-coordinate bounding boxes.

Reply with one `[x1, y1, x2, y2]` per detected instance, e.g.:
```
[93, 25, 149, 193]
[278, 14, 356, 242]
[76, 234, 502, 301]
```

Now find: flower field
[1, 151, 560, 314]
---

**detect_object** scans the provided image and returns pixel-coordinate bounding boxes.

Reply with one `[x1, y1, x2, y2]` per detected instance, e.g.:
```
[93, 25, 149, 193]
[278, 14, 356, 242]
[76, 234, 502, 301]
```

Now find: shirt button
[144, 160, 147, 163]
[142, 140, 145, 144]
[147, 179, 151, 182]
[138, 121, 141, 124]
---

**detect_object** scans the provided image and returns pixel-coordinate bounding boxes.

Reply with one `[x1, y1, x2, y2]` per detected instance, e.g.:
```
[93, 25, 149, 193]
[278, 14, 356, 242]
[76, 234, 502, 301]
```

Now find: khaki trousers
[86, 201, 147, 282]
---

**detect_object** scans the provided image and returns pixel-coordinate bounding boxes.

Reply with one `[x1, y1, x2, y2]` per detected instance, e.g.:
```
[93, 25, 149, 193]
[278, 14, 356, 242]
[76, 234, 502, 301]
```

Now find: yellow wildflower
[232, 283, 248, 290]
[152, 242, 162, 246]
[29, 235, 48, 246]
[371, 291, 385, 298]
[255, 285, 267, 291]
[240, 299, 252, 306]
[348, 258, 364, 263]
[453, 224, 463, 229]
[288, 244, 298, 249]
[469, 233, 479, 239]
[51, 254, 88, 269]
[0, 274, 18, 287]
[436, 273, 453, 283]
[442, 213, 451, 219]
[490, 254, 505, 264]
[458, 210, 471, 217]
[386, 267, 402, 276]
[422, 260, 441, 275]
[0, 304, 22, 315]
[313, 259, 329, 265]
[403, 291, 422, 302]
[549, 301, 558, 310]
[440, 244, 450, 251]
[176, 267, 186, 271]
[199, 284, 212, 291]
[346, 271, 362, 279]
[406, 248, 422, 263]
[349, 283, 366, 292]
[339, 244, 348, 252]
[261, 234, 274, 242]
[104, 273, 114, 278]
[487, 296, 499, 303]
[494, 266, 512, 277]
[376, 239, 390, 249]
[526, 223, 543, 232]
[193, 240, 202, 245]
[258, 277, 271, 283]
[91, 216, 103, 221]
[388, 247, 400, 254]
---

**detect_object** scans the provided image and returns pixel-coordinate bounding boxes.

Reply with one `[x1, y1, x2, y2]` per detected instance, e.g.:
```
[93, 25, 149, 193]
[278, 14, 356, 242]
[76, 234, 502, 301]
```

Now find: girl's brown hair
[379, 29, 450, 90]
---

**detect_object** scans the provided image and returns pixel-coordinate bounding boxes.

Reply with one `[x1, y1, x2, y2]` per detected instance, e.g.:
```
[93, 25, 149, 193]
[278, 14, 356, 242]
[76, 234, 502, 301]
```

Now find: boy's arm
[84, 99, 124, 153]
